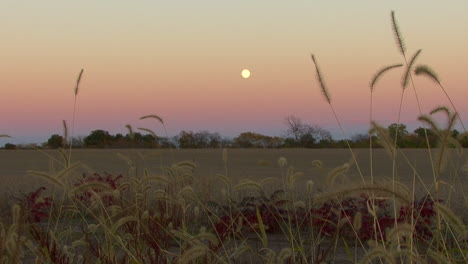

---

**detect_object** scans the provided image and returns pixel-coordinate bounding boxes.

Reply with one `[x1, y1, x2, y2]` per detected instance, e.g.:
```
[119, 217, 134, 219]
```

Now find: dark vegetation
[4, 118, 467, 150]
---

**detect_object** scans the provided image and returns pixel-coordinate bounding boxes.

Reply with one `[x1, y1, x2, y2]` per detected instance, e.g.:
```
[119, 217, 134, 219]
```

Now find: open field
[1, 148, 466, 212]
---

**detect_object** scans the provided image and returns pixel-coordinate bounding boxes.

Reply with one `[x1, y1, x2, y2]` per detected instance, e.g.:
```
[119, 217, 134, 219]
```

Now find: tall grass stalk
[68, 69, 84, 166]
[310, 54, 365, 184]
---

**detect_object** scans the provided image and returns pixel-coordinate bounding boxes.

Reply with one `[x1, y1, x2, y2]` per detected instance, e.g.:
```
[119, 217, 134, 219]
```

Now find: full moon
[241, 69, 251, 79]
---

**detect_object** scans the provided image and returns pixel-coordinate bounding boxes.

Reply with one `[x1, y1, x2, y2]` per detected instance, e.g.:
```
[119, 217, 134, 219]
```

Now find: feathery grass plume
[278, 156, 287, 168]
[327, 163, 350, 187]
[311, 54, 331, 103]
[178, 245, 206, 264]
[216, 173, 231, 188]
[387, 223, 413, 244]
[278, 247, 292, 263]
[140, 114, 164, 124]
[62, 120, 68, 147]
[177, 186, 194, 198]
[417, 115, 441, 136]
[70, 181, 112, 195]
[137, 127, 157, 139]
[176, 161, 197, 170]
[370, 64, 403, 92]
[402, 49, 422, 88]
[311, 159, 322, 168]
[294, 201, 306, 209]
[260, 177, 277, 186]
[391, 11, 405, 56]
[436, 203, 466, 236]
[74, 69, 84, 95]
[430, 105, 451, 117]
[111, 216, 138, 233]
[125, 124, 134, 140]
[193, 231, 219, 246]
[369, 121, 396, 158]
[353, 211, 362, 231]
[286, 167, 303, 189]
[414, 64, 440, 84]
[234, 180, 262, 192]
[315, 183, 412, 205]
[306, 180, 314, 193]
[448, 112, 458, 132]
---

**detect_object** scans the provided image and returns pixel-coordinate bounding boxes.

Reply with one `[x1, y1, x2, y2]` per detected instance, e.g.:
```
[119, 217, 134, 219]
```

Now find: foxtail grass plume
[62, 120, 68, 147]
[414, 64, 441, 84]
[391, 11, 406, 55]
[278, 156, 287, 168]
[75, 69, 84, 96]
[370, 64, 403, 92]
[140, 114, 164, 124]
[430, 105, 451, 117]
[402, 49, 422, 88]
[311, 54, 331, 104]
[306, 180, 314, 193]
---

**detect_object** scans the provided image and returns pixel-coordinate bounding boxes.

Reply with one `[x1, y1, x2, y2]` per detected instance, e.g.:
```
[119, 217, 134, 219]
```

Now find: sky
[1, 1, 467, 144]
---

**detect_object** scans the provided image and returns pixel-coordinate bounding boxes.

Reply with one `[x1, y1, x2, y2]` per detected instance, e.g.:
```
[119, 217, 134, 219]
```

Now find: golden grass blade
[391, 11, 406, 56]
[140, 114, 164, 124]
[370, 64, 403, 92]
[256, 207, 268, 248]
[311, 54, 331, 104]
[402, 49, 422, 88]
[74, 69, 84, 96]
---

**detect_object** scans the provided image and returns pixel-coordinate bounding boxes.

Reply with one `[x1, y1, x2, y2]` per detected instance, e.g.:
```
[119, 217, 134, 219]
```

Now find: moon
[241, 69, 251, 79]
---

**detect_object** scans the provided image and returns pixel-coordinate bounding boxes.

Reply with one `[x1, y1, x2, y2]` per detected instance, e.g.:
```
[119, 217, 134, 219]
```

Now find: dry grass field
[1, 148, 466, 214]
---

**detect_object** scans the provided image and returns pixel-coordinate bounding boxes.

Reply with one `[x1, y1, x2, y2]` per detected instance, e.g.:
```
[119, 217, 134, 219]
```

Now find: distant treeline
[3, 116, 468, 149]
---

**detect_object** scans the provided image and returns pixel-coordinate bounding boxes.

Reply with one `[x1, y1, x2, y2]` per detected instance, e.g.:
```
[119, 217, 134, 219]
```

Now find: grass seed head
[391, 11, 406, 56]
[370, 64, 403, 92]
[278, 156, 287, 168]
[311, 54, 331, 104]
[414, 64, 441, 84]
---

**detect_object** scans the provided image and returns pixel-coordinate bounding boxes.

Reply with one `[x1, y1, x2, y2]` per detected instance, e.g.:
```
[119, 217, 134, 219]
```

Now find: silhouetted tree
[47, 134, 64, 149]
[4, 143, 16, 150]
[284, 115, 331, 147]
[84, 130, 113, 148]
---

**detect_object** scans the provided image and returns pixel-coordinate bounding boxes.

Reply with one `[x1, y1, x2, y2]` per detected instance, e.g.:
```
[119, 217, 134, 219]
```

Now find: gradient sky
[1, 1, 468, 144]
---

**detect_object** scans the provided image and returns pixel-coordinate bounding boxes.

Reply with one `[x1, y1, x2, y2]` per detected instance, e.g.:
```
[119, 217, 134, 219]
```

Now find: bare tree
[284, 115, 332, 147]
